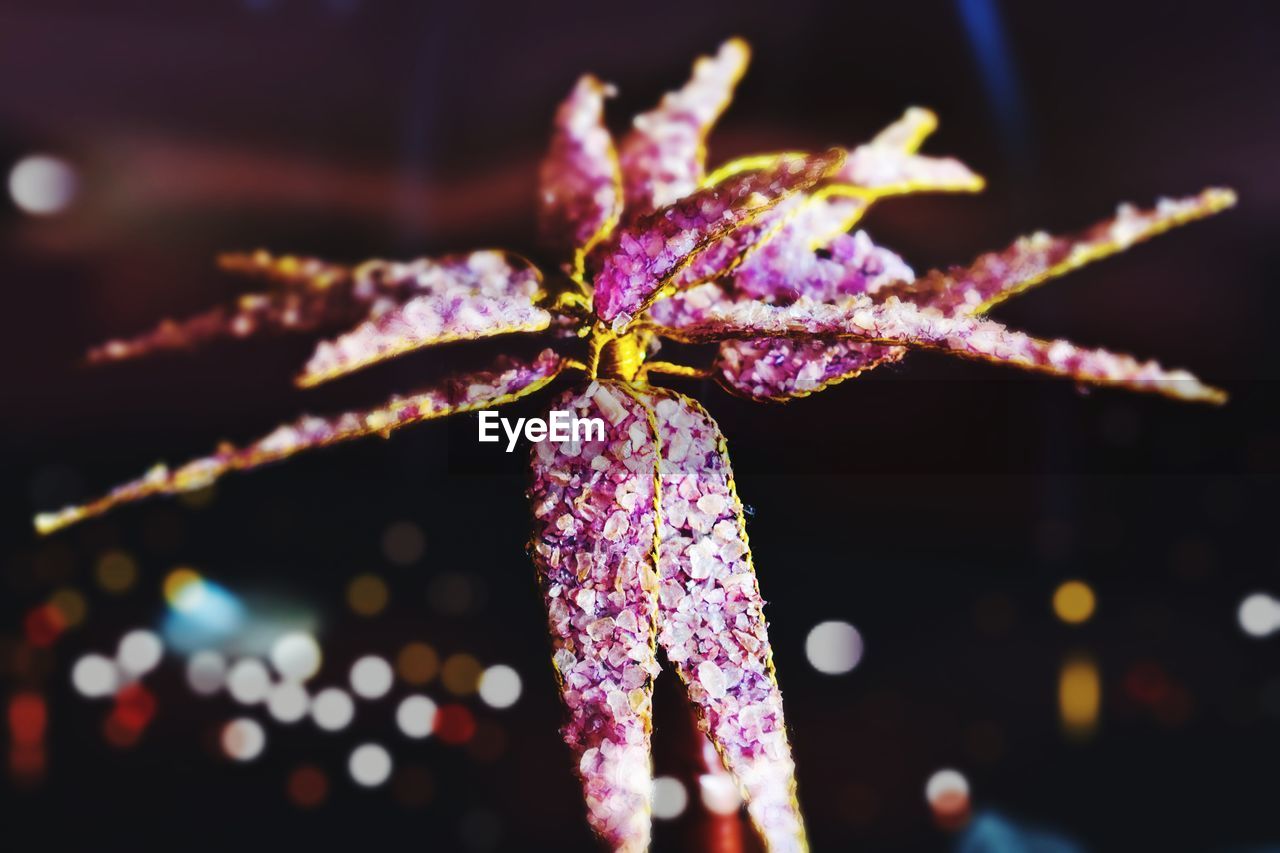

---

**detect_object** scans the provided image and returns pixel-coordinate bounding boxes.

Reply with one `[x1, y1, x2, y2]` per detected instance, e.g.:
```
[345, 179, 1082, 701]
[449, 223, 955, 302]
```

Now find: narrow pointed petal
[655, 297, 1225, 403]
[216, 250, 351, 291]
[85, 287, 368, 365]
[719, 338, 902, 401]
[296, 251, 548, 387]
[592, 150, 843, 332]
[539, 75, 624, 263]
[619, 38, 750, 214]
[639, 388, 807, 851]
[527, 382, 662, 852]
[35, 350, 563, 535]
[876, 188, 1238, 315]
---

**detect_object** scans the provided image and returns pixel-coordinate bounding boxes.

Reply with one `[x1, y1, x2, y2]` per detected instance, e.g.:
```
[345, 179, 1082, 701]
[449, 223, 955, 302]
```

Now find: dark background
[2, 1, 1278, 850]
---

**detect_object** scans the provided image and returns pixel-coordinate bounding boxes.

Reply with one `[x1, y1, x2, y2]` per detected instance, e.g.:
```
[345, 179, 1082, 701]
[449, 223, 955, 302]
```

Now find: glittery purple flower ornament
[36, 39, 1232, 853]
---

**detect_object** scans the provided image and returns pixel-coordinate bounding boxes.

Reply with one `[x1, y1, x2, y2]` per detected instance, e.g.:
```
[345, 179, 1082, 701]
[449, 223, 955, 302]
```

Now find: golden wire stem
[637, 361, 713, 383]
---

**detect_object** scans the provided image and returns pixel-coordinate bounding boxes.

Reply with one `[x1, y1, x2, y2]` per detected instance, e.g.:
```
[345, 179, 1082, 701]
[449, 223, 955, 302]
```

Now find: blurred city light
[117, 629, 163, 677]
[349, 743, 392, 787]
[227, 658, 271, 705]
[186, 650, 227, 695]
[1237, 593, 1280, 638]
[270, 632, 322, 682]
[805, 620, 863, 675]
[72, 654, 119, 698]
[350, 655, 394, 699]
[8, 154, 78, 216]
[396, 695, 437, 739]
[926, 768, 971, 829]
[221, 718, 265, 761]
[1059, 655, 1101, 739]
[1052, 581, 1096, 625]
[311, 688, 355, 731]
[478, 665, 521, 709]
[651, 776, 688, 819]
[396, 642, 439, 685]
[266, 682, 310, 723]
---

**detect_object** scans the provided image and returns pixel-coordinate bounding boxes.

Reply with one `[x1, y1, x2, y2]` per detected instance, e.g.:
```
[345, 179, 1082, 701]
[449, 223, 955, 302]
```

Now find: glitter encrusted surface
[539, 75, 623, 259]
[875, 189, 1238, 315]
[592, 151, 843, 331]
[657, 296, 1225, 403]
[640, 388, 807, 852]
[297, 251, 547, 386]
[527, 383, 662, 853]
[35, 350, 563, 535]
[618, 38, 750, 214]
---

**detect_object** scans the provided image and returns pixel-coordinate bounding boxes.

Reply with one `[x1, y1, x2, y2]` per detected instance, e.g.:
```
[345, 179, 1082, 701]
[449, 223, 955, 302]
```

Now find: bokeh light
[699, 772, 742, 816]
[49, 588, 87, 628]
[221, 718, 266, 761]
[396, 642, 439, 685]
[805, 621, 863, 675]
[433, 704, 476, 745]
[1237, 592, 1280, 638]
[287, 765, 329, 808]
[478, 665, 521, 709]
[396, 695, 438, 739]
[311, 688, 355, 731]
[227, 659, 271, 705]
[652, 776, 688, 819]
[187, 650, 227, 695]
[925, 768, 971, 829]
[346, 574, 389, 617]
[94, 551, 138, 594]
[1059, 655, 1101, 739]
[163, 568, 205, 610]
[350, 655, 393, 699]
[8, 153, 78, 215]
[349, 743, 392, 787]
[442, 653, 483, 696]
[1053, 580, 1096, 625]
[267, 682, 310, 723]
[270, 632, 322, 681]
[72, 654, 118, 698]
[382, 521, 425, 566]
[117, 629, 164, 676]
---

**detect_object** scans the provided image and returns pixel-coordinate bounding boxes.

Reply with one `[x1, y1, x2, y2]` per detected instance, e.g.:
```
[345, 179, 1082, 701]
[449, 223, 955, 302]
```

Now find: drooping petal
[297, 251, 548, 386]
[85, 286, 369, 365]
[655, 297, 1226, 403]
[638, 388, 807, 852]
[527, 382, 662, 853]
[592, 150, 844, 332]
[35, 350, 564, 535]
[539, 75, 623, 267]
[875, 188, 1238, 315]
[618, 38, 750, 215]
[216, 250, 352, 291]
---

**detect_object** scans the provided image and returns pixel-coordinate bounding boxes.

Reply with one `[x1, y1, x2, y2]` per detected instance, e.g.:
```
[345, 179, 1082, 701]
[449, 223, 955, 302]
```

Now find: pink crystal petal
[618, 38, 750, 215]
[656, 296, 1225, 403]
[297, 251, 548, 386]
[639, 388, 807, 852]
[876, 188, 1238, 315]
[527, 382, 662, 852]
[34, 350, 563, 535]
[539, 75, 623, 260]
[592, 150, 843, 332]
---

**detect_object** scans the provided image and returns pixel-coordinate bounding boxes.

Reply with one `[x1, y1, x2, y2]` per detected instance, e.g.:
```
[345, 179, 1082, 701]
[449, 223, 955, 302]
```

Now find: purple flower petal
[876, 188, 1237, 315]
[592, 150, 844, 332]
[527, 382, 662, 852]
[538, 75, 623, 264]
[656, 296, 1226, 403]
[34, 350, 563, 534]
[297, 251, 548, 386]
[619, 38, 750, 215]
[639, 388, 807, 851]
